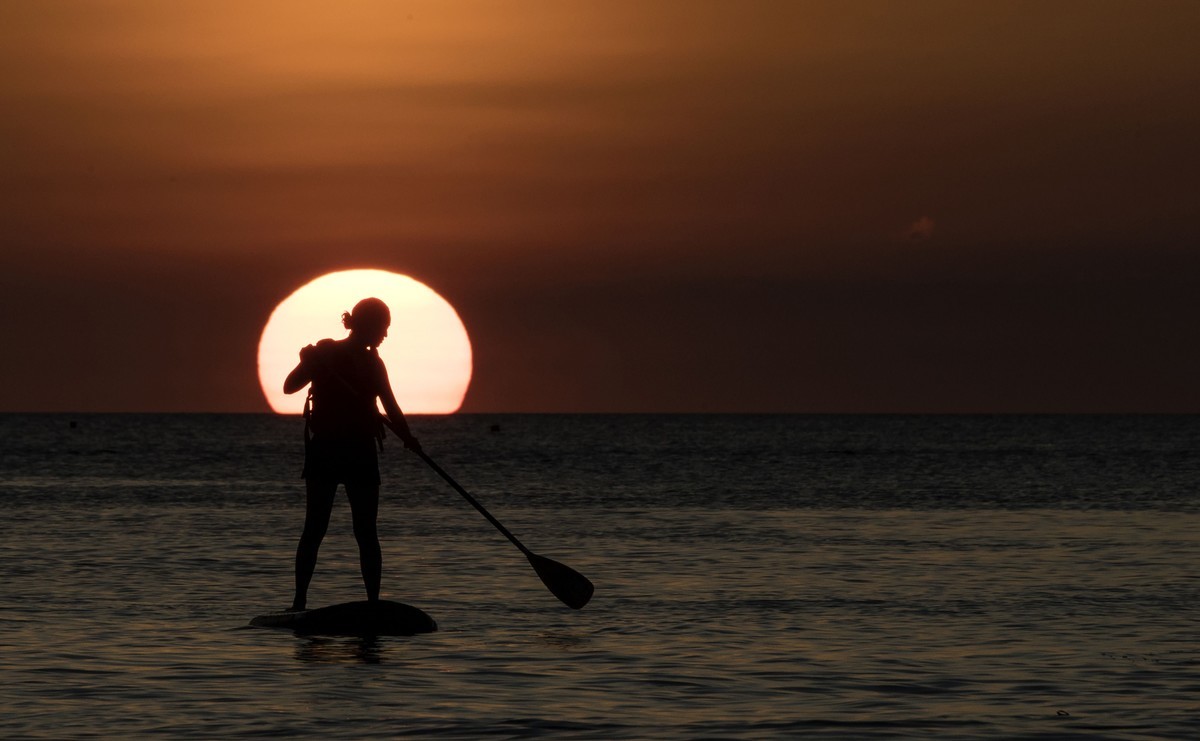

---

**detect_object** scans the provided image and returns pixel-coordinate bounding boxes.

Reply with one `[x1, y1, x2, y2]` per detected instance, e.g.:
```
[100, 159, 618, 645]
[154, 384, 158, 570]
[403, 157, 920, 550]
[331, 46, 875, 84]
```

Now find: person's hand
[299, 344, 317, 363]
[402, 435, 422, 453]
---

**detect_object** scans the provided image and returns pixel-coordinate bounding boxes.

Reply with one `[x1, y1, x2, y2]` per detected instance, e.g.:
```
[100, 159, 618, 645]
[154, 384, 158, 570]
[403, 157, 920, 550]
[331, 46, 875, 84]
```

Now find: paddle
[384, 421, 594, 610]
[303, 361, 591, 606]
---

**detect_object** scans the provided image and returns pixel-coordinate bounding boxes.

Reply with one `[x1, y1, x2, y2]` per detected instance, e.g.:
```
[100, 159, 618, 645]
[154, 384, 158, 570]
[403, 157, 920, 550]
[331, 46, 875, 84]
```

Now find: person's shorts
[302, 435, 381, 486]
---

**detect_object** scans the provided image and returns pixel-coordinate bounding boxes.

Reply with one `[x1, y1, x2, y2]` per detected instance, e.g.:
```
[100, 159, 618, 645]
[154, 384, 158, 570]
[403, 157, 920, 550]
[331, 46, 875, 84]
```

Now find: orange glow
[257, 270, 472, 414]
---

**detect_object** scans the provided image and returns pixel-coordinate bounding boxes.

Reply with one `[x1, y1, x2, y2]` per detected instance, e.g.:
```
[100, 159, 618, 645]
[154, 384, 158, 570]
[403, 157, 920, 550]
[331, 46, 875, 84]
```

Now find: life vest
[302, 339, 385, 446]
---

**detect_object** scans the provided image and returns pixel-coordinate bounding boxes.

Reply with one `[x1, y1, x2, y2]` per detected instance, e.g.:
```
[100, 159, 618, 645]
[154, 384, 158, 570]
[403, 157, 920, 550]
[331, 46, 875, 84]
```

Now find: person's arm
[283, 345, 318, 394]
[375, 355, 421, 450]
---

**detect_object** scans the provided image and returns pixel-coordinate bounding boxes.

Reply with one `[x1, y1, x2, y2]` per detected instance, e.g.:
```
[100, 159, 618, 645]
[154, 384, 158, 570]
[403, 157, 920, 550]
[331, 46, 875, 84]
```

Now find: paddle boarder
[282, 297, 421, 611]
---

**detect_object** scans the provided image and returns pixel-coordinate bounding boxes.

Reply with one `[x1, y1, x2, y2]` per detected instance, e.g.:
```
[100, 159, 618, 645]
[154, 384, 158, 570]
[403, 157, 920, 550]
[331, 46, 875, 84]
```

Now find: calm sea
[2, 414, 1198, 739]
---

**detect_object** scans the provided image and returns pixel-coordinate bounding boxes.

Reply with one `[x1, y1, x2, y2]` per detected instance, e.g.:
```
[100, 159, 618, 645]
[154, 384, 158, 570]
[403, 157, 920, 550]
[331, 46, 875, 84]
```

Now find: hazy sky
[3, 1, 1198, 412]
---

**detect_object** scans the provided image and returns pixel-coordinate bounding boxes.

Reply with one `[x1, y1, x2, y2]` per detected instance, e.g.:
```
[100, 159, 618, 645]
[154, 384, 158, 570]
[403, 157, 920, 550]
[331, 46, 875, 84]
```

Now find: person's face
[363, 320, 389, 348]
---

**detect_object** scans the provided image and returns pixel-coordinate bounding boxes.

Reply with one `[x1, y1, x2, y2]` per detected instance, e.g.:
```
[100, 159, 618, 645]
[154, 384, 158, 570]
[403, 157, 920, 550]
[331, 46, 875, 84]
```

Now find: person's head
[342, 297, 391, 348]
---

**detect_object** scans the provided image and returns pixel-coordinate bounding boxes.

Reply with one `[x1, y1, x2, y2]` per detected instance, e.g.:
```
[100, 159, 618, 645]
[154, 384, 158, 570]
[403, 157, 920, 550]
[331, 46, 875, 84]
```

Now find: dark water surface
[2, 414, 1198, 738]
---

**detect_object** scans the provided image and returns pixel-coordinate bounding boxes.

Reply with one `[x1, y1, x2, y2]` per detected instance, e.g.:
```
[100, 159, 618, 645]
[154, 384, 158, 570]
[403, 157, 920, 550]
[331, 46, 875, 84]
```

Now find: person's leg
[293, 478, 337, 611]
[346, 482, 382, 602]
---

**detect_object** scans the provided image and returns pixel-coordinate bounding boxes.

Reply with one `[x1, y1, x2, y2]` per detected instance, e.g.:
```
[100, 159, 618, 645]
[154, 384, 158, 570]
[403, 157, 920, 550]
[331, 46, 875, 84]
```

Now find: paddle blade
[527, 552, 594, 609]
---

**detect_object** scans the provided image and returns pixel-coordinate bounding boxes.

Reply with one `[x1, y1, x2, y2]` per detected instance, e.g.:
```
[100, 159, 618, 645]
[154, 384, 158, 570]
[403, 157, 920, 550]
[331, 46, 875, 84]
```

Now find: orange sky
[3, 1, 1199, 412]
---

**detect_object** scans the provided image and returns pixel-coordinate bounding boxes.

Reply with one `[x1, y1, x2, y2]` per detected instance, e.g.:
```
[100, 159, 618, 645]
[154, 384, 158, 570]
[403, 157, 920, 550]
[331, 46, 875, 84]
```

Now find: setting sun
[257, 269, 472, 414]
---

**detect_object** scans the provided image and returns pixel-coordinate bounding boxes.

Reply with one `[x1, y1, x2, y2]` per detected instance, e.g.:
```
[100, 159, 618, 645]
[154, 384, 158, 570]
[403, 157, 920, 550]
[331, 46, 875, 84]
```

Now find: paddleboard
[249, 600, 437, 636]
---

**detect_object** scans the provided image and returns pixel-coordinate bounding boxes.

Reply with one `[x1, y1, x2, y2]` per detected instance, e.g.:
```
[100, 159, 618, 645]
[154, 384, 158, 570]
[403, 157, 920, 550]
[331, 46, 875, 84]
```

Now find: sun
[257, 270, 472, 414]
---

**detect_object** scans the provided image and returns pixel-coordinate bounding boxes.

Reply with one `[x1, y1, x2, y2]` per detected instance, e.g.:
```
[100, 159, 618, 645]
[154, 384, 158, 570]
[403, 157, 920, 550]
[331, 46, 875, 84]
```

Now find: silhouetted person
[283, 297, 420, 611]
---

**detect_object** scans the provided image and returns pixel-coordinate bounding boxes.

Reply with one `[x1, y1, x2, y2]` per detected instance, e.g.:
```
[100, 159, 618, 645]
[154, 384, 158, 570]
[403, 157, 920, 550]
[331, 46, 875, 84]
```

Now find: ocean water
[2, 414, 1199, 739]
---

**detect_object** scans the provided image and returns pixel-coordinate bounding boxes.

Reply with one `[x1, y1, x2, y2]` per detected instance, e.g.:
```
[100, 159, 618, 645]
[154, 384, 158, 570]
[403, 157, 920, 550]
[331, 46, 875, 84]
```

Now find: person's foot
[287, 601, 306, 612]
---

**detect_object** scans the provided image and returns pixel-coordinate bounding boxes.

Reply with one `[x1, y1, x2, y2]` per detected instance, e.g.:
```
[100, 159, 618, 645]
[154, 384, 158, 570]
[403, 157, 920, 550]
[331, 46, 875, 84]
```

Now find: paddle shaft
[413, 449, 533, 558]
[380, 418, 595, 610]
[379, 418, 532, 557]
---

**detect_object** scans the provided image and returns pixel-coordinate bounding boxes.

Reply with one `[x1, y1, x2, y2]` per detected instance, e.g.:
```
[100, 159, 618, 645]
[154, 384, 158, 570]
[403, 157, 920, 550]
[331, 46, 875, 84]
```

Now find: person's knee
[353, 523, 378, 546]
[300, 521, 329, 544]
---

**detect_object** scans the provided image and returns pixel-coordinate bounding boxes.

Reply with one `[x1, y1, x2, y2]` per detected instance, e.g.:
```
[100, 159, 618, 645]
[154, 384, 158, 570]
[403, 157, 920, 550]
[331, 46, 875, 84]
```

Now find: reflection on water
[2, 414, 1199, 738]
[295, 636, 386, 665]
[534, 631, 593, 651]
[5, 508, 1199, 737]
